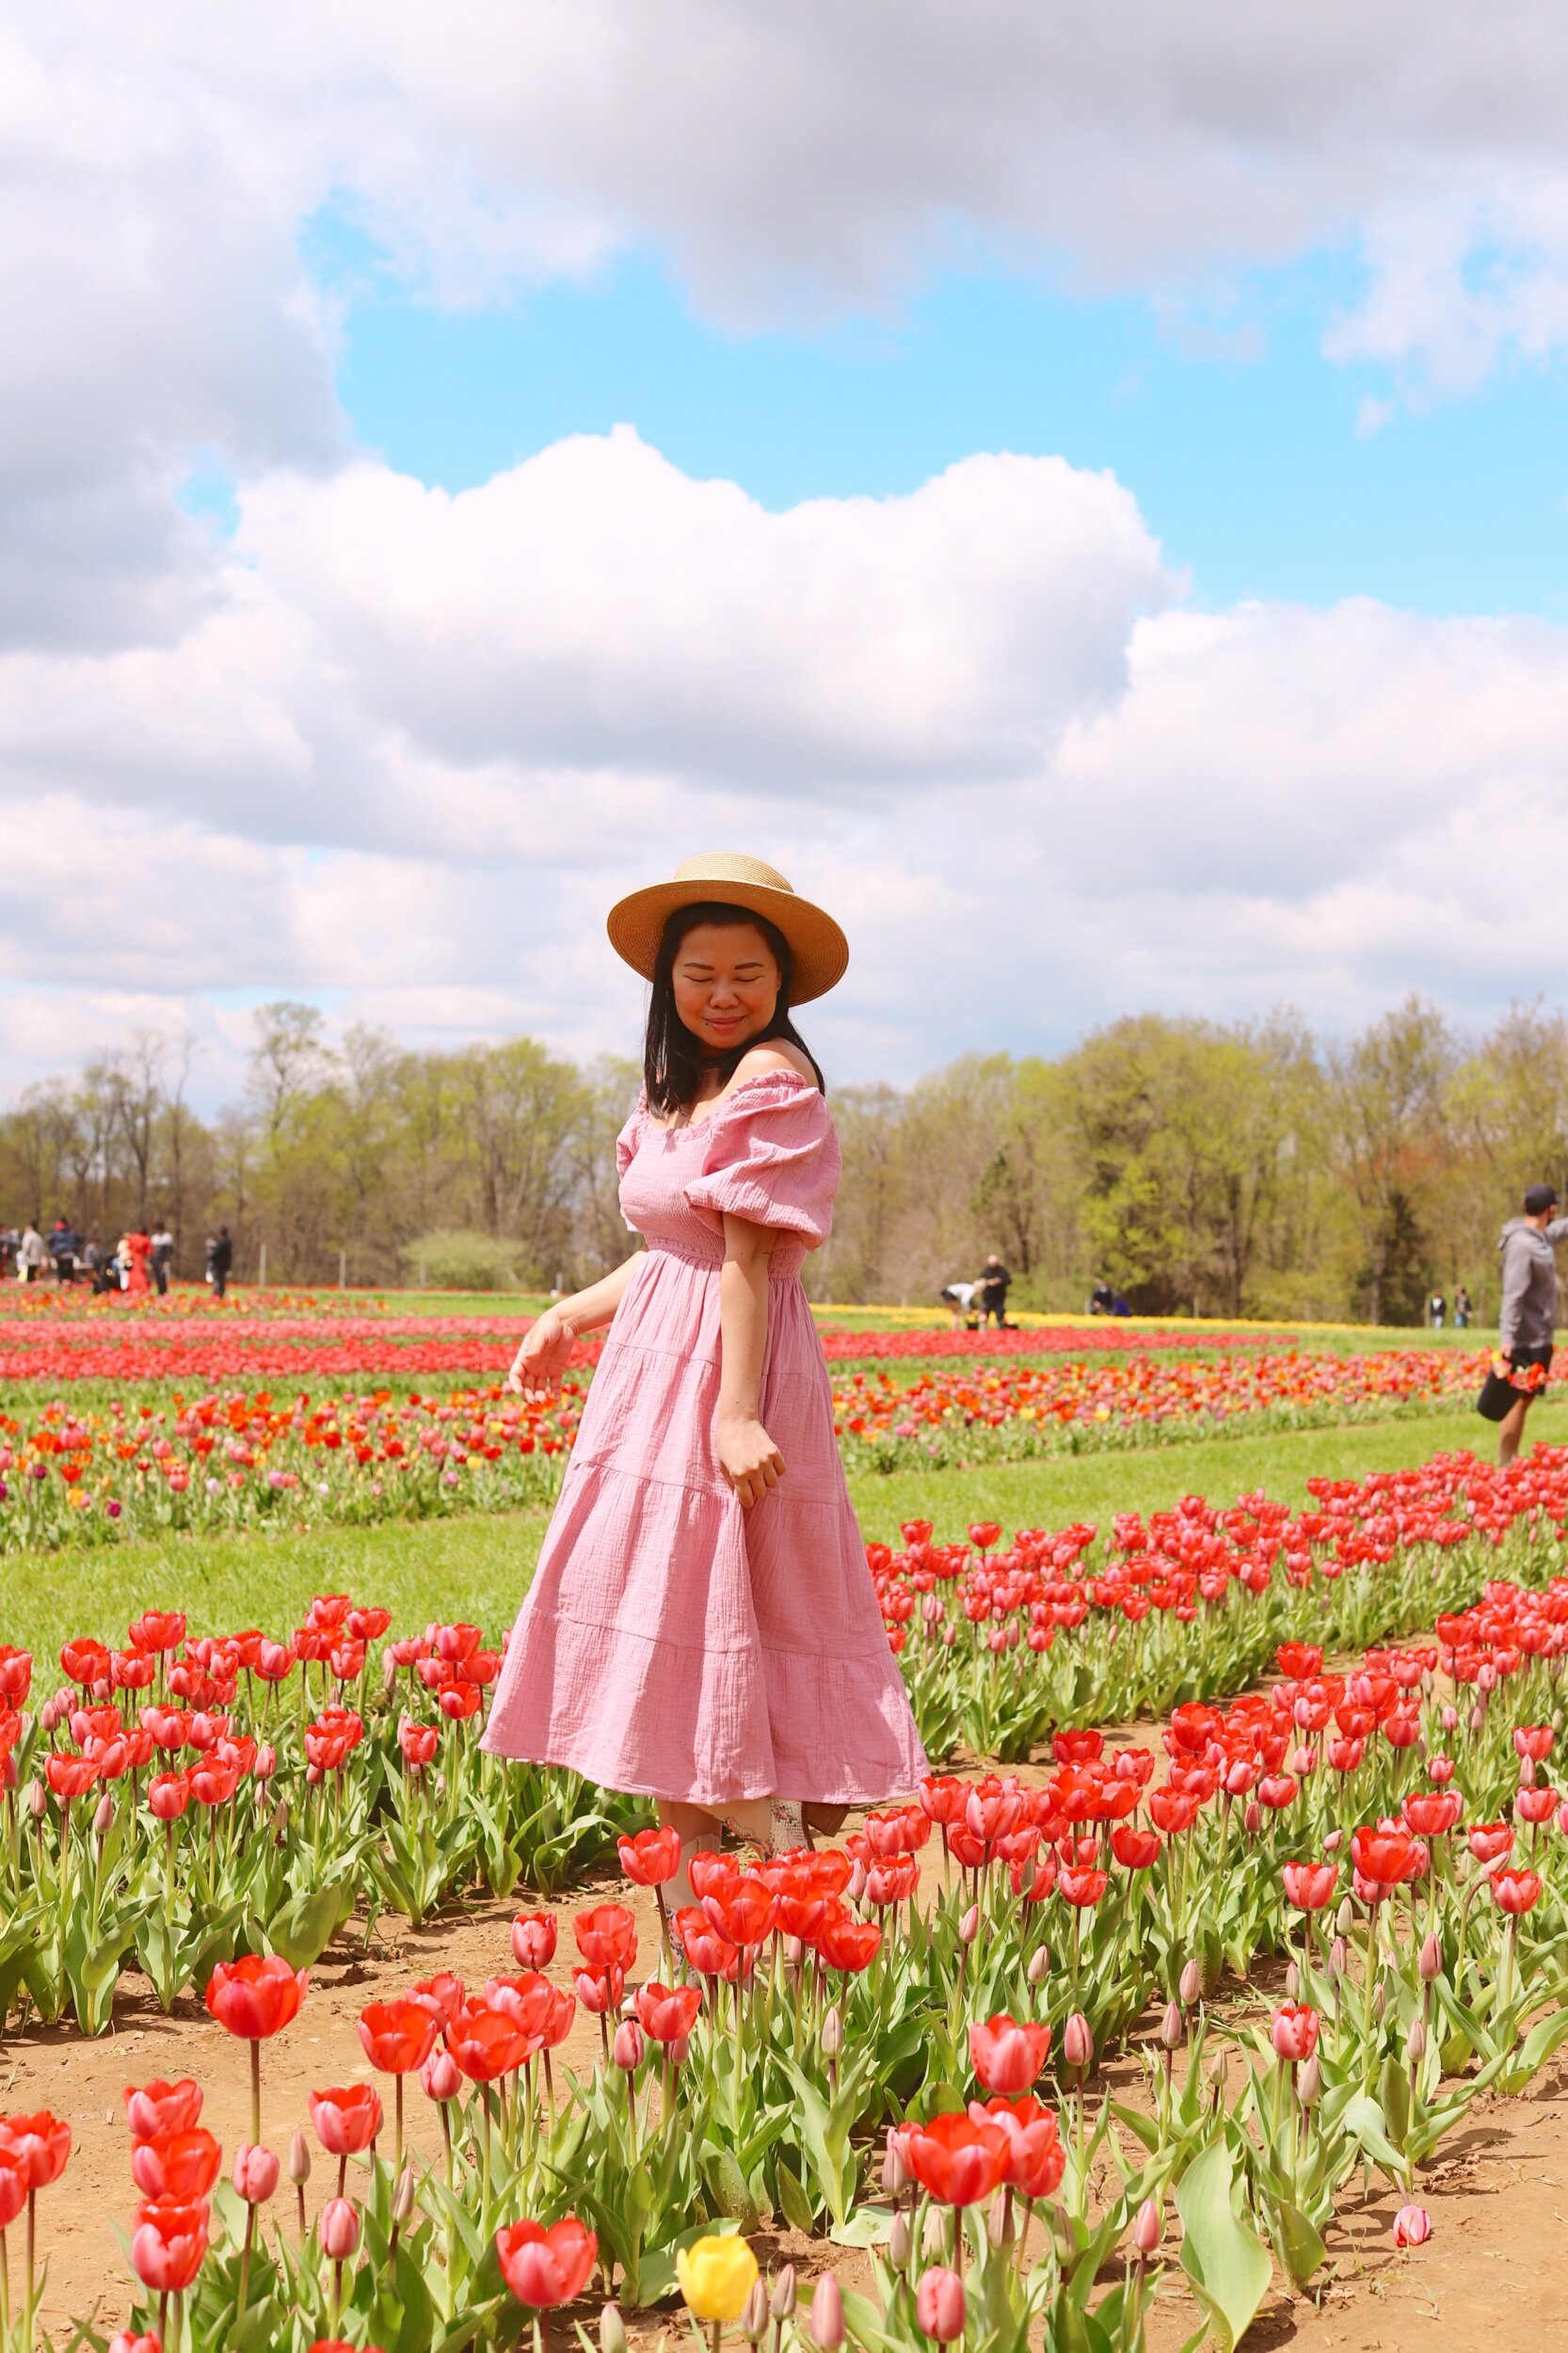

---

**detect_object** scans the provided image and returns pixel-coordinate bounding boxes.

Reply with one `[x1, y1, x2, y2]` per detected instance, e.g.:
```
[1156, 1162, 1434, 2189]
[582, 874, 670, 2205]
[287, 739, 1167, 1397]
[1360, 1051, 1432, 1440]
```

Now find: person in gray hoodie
[1496, 1181, 1568, 1463]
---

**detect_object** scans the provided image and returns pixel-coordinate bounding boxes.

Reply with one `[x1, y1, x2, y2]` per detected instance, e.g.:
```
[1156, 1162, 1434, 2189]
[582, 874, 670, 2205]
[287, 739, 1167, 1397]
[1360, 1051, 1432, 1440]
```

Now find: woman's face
[671, 920, 780, 1056]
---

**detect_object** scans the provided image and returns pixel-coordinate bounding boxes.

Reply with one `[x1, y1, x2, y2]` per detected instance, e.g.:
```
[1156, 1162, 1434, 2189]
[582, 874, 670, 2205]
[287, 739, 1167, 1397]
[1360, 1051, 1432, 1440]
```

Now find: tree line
[2, 996, 1564, 1320]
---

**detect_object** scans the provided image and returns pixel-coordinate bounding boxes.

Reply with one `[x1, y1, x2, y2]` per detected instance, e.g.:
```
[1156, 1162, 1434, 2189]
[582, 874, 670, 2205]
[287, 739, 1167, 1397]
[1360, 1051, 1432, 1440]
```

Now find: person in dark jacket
[207, 1225, 233, 1300]
[978, 1255, 1012, 1329]
[1496, 1183, 1568, 1464]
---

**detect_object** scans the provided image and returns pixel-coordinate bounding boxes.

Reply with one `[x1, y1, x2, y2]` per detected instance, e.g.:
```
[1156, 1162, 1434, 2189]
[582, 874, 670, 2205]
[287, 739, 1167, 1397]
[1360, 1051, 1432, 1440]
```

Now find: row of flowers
[4, 1444, 1568, 2043]
[0, 1348, 1520, 1554]
[5, 1577, 1566, 2350]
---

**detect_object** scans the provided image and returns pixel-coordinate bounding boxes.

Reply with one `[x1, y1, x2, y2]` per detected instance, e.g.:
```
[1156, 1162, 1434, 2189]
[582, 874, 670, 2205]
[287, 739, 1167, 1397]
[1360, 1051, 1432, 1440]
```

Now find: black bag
[1476, 1366, 1519, 1422]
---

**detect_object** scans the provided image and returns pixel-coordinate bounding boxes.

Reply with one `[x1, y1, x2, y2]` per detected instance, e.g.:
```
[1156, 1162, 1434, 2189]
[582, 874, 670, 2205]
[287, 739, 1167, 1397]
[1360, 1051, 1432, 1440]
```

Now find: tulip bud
[1329, 1935, 1348, 1978]
[287, 2128, 312, 2185]
[1520, 1753, 1538, 1787]
[92, 1791, 114, 1838]
[1405, 2017, 1426, 2063]
[667, 2035, 690, 2070]
[881, 2131, 909, 2199]
[421, 2049, 462, 2102]
[1393, 2203, 1432, 2248]
[1440, 1703, 1459, 1732]
[770, 2265, 797, 2321]
[320, 2197, 360, 2261]
[1063, 2011, 1093, 2072]
[1133, 2198, 1162, 2254]
[1322, 1828, 1343, 1853]
[1371, 1980, 1386, 2022]
[822, 2004, 843, 2058]
[1027, 1944, 1050, 1985]
[1283, 1961, 1300, 1999]
[809, 2274, 844, 2352]
[270, 1798, 289, 1840]
[784, 1936, 805, 1966]
[959, 1904, 980, 1945]
[1470, 1705, 1485, 1735]
[382, 1650, 399, 1697]
[600, 2306, 628, 2353]
[1160, 2000, 1184, 2050]
[922, 2207, 949, 2258]
[392, 2167, 416, 2226]
[915, 2267, 966, 2344]
[1178, 1959, 1202, 2007]
[232, 2142, 280, 2203]
[25, 1780, 44, 1820]
[1243, 1801, 1262, 1833]
[1336, 1897, 1355, 1936]
[613, 2020, 645, 2073]
[743, 2281, 769, 2344]
[888, 2211, 911, 2268]
[848, 1861, 868, 1903]
[1419, 1931, 1443, 1981]
[1298, 2052, 1321, 2106]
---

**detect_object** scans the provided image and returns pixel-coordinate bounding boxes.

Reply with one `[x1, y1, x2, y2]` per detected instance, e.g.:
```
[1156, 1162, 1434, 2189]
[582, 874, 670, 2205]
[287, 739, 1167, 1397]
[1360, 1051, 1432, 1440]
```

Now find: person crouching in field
[1495, 1183, 1568, 1465]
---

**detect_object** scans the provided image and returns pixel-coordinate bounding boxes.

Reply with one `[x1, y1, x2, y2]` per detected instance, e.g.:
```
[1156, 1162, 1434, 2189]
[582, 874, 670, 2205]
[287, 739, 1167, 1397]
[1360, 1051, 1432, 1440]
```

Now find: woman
[482, 854, 928, 1894]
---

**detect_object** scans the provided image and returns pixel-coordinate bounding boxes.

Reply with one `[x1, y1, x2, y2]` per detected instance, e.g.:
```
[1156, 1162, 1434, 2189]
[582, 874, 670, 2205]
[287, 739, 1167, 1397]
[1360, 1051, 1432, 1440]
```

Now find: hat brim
[606, 879, 849, 1004]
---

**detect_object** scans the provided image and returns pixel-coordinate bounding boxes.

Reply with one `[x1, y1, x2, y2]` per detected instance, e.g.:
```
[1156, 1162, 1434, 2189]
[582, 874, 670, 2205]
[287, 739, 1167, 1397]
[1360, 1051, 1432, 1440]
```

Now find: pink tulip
[915, 2267, 966, 2342]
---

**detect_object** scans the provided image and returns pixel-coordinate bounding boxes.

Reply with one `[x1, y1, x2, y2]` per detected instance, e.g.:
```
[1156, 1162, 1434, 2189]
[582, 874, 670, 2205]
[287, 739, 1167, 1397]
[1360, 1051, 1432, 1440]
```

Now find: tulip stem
[395, 2073, 405, 2174]
[250, 2039, 262, 2145]
[238, 2205, 255, 2317]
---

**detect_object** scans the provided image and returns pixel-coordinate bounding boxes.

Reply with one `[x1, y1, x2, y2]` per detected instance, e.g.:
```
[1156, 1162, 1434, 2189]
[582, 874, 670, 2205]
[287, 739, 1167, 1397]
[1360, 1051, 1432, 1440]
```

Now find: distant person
[978, 1254, 1012, 1329]
[207, 1225, 232, 1300]
[1089, 1279, 1115, 1315]
[16, 1224, 45, 1285]
[150, 1222, 174, 1296]
[1493, 1183, 1568, 1465]
[1112, 1293, 1131, 1316]
[1429, 1289, 1447, 1330]
[1454, 1285, 1473, 1329]
[938, 1278, 980, 1331]
[81, 1236, 115, 1295]
[48, 1217, 79, 1284]
[122, 1227, 152, 1296]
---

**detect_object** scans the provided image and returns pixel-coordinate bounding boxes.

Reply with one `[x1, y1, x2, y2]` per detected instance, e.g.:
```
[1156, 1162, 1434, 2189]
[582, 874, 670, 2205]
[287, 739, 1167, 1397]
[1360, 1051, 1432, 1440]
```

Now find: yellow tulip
[676, 2236, 760, 2323]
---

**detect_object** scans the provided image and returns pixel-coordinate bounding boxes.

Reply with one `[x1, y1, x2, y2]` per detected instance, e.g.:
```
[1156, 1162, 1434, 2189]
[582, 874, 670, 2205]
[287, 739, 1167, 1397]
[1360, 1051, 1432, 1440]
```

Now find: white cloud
[0, 431, 1564, 1100]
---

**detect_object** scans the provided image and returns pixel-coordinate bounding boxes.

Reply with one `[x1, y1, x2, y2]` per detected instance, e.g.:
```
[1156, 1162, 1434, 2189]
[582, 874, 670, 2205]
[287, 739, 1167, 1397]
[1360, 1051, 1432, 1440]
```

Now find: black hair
[643, 900, 825, 1118]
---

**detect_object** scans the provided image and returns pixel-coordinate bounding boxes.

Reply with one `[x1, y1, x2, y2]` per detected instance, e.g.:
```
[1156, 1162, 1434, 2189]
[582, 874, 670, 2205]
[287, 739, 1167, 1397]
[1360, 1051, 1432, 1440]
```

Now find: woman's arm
[506, 1250, 644, 1401]
[715, 1211, 785, 1509]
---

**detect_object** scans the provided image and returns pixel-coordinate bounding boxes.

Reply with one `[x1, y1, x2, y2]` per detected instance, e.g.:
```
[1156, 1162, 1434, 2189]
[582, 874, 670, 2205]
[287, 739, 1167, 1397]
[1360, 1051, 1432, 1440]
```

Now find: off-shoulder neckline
[641, 1065, 821, 1134]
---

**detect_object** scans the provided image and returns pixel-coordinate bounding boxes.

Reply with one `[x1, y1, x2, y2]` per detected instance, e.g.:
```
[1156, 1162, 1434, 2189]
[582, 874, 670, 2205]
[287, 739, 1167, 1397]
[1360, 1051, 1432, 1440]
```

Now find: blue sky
[314, 212, 1568, 619]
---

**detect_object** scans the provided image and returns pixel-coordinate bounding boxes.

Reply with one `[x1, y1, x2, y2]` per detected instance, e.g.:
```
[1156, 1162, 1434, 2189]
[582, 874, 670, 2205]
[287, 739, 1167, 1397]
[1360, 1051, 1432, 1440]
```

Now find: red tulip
[205, 1955, 306, 2041]
[702, 1878, 777, 1947]
[1111, 1824, 1161, 1869]
[232, 2143, 280, 2203]
[968, 2094, 1064, 2197]
[674, 1909, 746, 1979]
[617, 1825, 682, 1885]
[904, 2112, 1010, 2205]
[1402, 1791, 1461, 1837]
[916, 2267, 966, 2342]
[495, 2217, 599, 2307]
[397, 1719, 439, 1768]
[1350, 1825, 1421, 1887]
[0, 2153, 26, 2231]
[319, 2197, 360, 2261]
[1393, 2203, 1432, 2247]
[635, 1983, 703, 2043]
[124, 2081, 202, 2139]
[1270, 2002, 1319, 2063]
[814, 1910, 882, 1974]
[410, 1972, 465, 2027]
[1492, 1866, 1543, 1915]
[510, 1913, 557, 1968]
[130, 2130, 222, 2201]
[445, 2002, 529, 2083]
[130, 2198, 209, 2293]
[1281, 1862, 1337, 1911]
[1468, 1823, 1513, 1866]
[968, 2015, 1051, 2094]
[309, 2085, 382, 2155]
[0, 2111, 71, 2187]
[358, 2000, 439, 2075]
[572, 1903, 636, 1971]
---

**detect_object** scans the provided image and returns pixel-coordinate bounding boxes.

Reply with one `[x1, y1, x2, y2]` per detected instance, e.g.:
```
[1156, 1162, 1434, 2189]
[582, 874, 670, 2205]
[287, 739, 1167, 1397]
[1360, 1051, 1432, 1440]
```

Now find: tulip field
[1, 1360, 1568, 2353]
[0, 1290, 1556, 2350]
[0, 1276, 1508, 1563]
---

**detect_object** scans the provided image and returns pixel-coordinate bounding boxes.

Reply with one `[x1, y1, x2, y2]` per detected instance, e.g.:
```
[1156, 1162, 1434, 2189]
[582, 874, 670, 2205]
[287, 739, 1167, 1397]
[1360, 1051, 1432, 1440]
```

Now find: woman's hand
[506, 1307, 577, 1401]
[716, 1413, 786, 1509]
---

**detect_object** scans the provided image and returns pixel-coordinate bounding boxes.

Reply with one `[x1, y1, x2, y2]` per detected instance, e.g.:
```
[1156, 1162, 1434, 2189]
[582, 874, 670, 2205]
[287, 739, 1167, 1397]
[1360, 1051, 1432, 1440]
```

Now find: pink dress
[481, 1069, 929, 1808]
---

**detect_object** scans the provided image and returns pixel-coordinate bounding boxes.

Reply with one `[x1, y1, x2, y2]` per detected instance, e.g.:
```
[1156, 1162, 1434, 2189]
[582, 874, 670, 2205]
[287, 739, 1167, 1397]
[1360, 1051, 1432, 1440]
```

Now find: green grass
[8, 1395, 1563, 1668]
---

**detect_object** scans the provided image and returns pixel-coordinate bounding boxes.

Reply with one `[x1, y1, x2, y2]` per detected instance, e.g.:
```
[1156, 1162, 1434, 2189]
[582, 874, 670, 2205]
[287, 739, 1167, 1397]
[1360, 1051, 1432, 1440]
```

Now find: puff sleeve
[615, 1096, 646, 1185]
[684, 1073, 840, 1248]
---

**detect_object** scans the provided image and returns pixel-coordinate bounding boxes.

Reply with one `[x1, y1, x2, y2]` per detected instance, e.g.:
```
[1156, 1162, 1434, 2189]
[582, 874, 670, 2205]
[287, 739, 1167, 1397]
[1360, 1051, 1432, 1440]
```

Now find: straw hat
[606, 854, 849, 1004]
